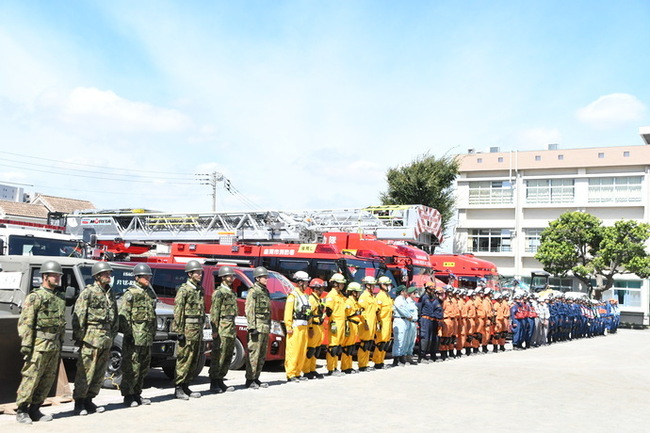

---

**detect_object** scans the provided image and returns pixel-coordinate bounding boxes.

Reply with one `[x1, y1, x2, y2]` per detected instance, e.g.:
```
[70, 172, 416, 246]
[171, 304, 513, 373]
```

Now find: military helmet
[361, 276, 377, 285]
[218, 266, 235, 277]
[292, 270, 310, 282]
[184, 260, 203, 273]
[347, 282, 363, 292]
[253, 266, 269, 278]
[329, 273, 346, 284]
[377, 275, 392, 285]
[40, 260, 63, 275]
[92, 261, 112, 277]
[133, 263, 153, 277]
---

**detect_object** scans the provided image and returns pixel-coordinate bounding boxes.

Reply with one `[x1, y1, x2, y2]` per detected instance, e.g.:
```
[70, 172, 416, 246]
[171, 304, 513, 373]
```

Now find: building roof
[0, 200, 50, 219]
[457, 144, 650, 172]
[30, 194, 96, 214]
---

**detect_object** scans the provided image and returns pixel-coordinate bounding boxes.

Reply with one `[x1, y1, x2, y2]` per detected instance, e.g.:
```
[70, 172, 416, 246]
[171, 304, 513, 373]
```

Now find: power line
[0, 150, 197, 177]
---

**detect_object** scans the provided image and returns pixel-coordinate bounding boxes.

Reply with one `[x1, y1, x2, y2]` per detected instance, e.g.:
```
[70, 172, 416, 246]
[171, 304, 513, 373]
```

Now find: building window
[535, 155, 541, 161]
[468, 229, 513, 253]
[588, 176, 642, 203]
[524, 228, 544, 253]
[477, 158, 483, 163]
[603, 280, 642, 307]
[526, 179, 575, 204]
[468, 181, 513, 205]
[598, 152, 604, 158]
[623, 151, 630, 157]
[558, 154, 564, 160]
[498, 157, 504, 163]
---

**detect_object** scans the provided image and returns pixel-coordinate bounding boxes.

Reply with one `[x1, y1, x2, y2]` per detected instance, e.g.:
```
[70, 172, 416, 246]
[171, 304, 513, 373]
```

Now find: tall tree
[535, 211, 650, 299]
[380, 153, 459, 238]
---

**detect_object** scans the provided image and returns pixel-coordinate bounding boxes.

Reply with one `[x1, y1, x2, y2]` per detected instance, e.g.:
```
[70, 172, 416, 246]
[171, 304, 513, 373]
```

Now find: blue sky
[1, 0, 649, 214]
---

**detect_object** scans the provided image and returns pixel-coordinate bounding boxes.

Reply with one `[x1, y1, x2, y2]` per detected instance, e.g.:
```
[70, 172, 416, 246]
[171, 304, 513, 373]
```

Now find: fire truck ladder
[66, 205, 442, 247]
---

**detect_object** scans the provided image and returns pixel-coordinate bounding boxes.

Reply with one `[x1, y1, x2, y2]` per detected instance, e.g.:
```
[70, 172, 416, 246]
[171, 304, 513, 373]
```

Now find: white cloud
[576, 93, 646, 128]
[35, 87, 192, 133]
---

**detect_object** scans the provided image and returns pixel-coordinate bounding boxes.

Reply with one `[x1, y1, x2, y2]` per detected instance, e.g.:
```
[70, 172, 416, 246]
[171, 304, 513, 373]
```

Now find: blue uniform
[417, 292, 443, 360]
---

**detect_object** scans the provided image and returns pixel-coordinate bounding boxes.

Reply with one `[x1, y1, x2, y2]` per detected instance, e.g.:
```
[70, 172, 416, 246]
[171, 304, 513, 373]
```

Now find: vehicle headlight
[157, 317, 166, 331]
[270, 320, 284, 337]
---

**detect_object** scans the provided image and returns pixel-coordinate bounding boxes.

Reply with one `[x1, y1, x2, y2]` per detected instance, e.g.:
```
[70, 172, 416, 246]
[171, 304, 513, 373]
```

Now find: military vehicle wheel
[230, 338, 245, 370]
[102, 346, 123, 389]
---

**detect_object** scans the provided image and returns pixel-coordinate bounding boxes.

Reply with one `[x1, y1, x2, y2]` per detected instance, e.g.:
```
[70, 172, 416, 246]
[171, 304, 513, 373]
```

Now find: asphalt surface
[2, 329, 650, 433]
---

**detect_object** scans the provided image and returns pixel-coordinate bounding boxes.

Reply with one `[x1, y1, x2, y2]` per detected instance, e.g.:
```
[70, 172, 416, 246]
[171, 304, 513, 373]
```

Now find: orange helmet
[309, 278, 326, 288]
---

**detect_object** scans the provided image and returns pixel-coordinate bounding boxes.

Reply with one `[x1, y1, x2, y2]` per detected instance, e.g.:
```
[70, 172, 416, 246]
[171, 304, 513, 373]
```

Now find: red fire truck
[429, 253, 499, 289]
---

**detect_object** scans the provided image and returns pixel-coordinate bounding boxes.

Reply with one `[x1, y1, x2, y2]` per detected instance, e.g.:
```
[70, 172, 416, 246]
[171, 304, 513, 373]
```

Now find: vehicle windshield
[79, 264, 135, 298]
[8, 235, 84, 258]
[241, 269, 292, 300]
[411, 265, 435, 288]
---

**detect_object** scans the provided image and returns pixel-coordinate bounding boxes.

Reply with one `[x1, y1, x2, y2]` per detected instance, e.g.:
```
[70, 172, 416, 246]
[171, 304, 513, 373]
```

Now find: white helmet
[292, 271, 310, 282]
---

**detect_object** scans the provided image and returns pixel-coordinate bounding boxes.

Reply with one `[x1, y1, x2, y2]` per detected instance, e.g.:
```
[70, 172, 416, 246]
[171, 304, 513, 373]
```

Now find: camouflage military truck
[0, 256, 208, 389]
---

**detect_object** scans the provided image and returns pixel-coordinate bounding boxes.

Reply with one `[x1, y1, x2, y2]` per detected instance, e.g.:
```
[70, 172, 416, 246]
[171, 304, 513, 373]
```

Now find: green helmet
[184, 260, 203, 273]
[329, 273, 346, 284]
[377, 275, 392, 285]
[253, 266, 269, 278]
[361, 276, 376, 285]
[92, 261, 113, 277]
[347, 282, 362, 292]
[40, 260, 63, 275]
[133, 263, 153, 277]
[218, 266, 235, 277]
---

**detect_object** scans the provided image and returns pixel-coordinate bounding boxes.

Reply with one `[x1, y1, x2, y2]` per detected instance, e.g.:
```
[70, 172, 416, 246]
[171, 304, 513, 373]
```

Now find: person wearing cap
[493, 292, 509, 351]
[324, 273, 347, 376]
[284, 271, 312, 383]
[510, 293, 527, 350]
[462, 289, 477, 356]
[403, 286, 420, 364]
[15, 260, 66, 424]
[482, 288, 495, 353]
[341, 282, 365, 373]
[533, 295, 549, 346]
[439, 285, 457, 360]
[119, 263, 157, 407]
[391, 285, 414, 366]
[372, 275, 394, 369]
[208, 266, 238, 393]
[357, 276, 378, 372]
[172, 260, 206, 398]
[245, 266, 272, 389]
[72, 261, 118, 415]
[454, 288, 467, 358]
[473, 287, 488, 354]
[416, 282, 442, 363]
[303, 278, 326, 379]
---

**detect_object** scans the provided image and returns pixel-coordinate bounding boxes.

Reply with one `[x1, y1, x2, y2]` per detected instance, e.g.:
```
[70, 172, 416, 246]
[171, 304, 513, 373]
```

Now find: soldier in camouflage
[244, 266, 271, 390]
[15, 260, 66, 424]
[118, 263, 157, 407]
[208, 266, 238, 393]
[172, 260, 205, 400]
[72, 261, 118, 416]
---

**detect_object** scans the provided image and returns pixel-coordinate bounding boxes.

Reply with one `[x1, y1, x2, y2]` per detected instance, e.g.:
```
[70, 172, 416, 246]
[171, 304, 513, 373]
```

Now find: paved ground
[2, 329, 650, 432]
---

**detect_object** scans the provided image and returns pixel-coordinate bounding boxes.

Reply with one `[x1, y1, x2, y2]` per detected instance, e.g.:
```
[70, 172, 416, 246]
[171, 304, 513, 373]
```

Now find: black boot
[493, 344, 499, 353]
[456, 349, 463, 358]
[465, 347, 471, 356]
[84, 397, 105, 414]
[473, 347, 479, 354]
[392, 357, 400, 367]
[500, 345, 506, 351]
[182, 383, 201, 398]
[123, 394, 138, 408]
[440, 350, 447, 361]
[175, 385, 190, 400]
[134, 394, 151, 405]
[245, 379, 260, 389]
[16, 404, 32, 424]
[482, 345, 489, 353]
[28, 403, 52, 422]
[73, 399, 87, 416]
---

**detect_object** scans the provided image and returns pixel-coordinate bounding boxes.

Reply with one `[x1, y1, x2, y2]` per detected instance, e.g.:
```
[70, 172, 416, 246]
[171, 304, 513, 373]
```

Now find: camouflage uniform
[244, 281, 271, 381]
[208, 282, 238, 381]
[172, 278, 205, 385]
[16, 286, 66, 407]
[72, 281, 118, 399]
[118, 281, 156, 398]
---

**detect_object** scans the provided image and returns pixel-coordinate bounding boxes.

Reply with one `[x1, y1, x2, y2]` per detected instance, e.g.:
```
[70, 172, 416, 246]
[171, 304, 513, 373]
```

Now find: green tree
[380, 153, 459, 240]
[535, 211, 650, 299]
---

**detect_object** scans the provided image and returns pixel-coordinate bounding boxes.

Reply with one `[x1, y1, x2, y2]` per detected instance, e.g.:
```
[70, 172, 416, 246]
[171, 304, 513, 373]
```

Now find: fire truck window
[314, 261, 337, 281]
[276, 260, 310, 278]
[151, 268, 187, 298]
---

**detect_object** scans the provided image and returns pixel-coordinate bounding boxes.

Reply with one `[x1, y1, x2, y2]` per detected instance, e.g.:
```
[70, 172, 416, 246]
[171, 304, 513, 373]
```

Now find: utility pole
[197, 171, 224, 212]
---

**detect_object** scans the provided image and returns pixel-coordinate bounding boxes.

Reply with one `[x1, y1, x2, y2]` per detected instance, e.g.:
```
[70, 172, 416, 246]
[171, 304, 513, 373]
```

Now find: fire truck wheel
[230, 338, 245, 370]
